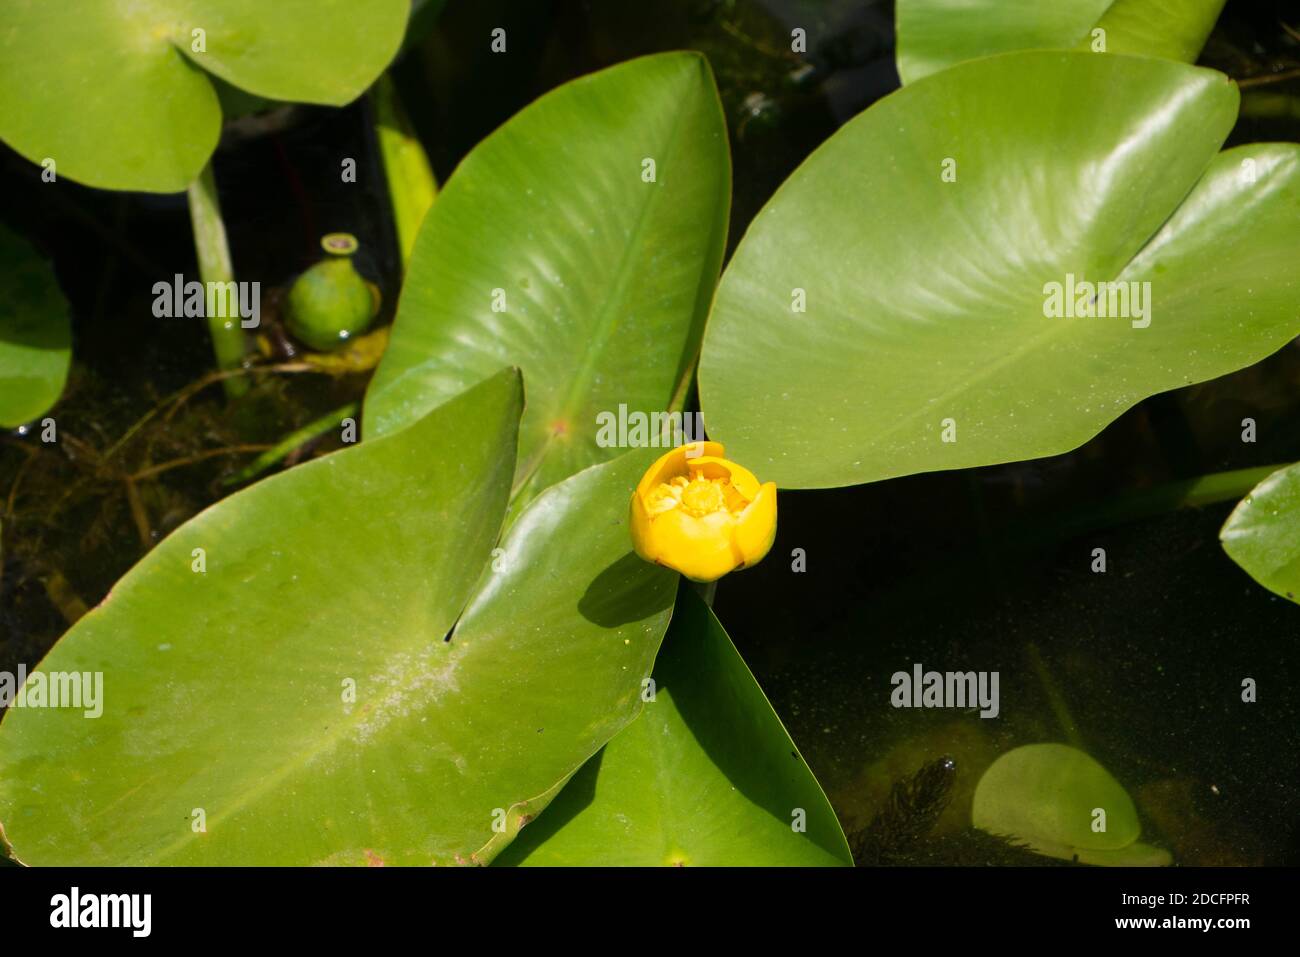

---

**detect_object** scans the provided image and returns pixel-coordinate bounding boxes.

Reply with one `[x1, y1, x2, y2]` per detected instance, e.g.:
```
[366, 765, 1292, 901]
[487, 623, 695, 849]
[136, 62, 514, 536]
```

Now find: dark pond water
[2, 0, 1298, 865]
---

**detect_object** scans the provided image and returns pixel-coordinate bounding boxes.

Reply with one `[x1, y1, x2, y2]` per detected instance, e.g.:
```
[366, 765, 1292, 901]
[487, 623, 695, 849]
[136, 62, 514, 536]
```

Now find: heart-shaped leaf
[0, 0, 408, 192]
[0, 370, 675, 865]
[497, 589, 852, 867]
[699, 52, 1300, 489]
[364, 52, 731, 507]
[0, 225, 71, 429]
[1221, 462, 1300, 604]
[896, 0, 1226, 84]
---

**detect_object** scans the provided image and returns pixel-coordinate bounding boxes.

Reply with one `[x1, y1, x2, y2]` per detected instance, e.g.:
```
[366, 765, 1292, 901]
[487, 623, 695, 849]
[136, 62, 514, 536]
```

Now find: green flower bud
[286, 233, 378, 351]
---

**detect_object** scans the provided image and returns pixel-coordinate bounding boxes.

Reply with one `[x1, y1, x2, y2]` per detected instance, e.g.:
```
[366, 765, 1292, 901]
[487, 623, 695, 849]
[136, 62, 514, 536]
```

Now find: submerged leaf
[973, 743, 1170, 866]
[0, 225, 71, 429]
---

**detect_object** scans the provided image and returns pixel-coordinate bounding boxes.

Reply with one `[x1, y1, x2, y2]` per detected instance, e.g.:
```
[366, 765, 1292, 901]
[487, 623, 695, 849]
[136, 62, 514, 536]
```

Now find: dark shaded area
[578, 552, 675, 627]
[494, 749, 605, 865]
[851, 755, 956, 863]
[399, 0, 898, 251]
[720, 498, 1300, 865]
[0, 101, 398, 675]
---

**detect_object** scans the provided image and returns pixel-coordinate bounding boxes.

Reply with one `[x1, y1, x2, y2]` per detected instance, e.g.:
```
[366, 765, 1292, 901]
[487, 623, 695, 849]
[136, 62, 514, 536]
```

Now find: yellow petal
[686, 455, 762, 500]
[635, 441, 726, 501]
[733, 481, 777, 567]
[651, 508, 740, 582]
[629, 490, 658, 563]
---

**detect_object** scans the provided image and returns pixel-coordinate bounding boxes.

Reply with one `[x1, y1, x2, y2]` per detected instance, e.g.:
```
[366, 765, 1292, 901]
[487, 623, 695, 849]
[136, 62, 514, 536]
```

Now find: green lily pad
[1221, 462, 1300, 603]
[364, 52, 731, 507]
[0, 225, 71, 429]
[896, 0, 1226, 84]
[0, 371, 677, 865]
[973, 743, 1170, 866]
[498, 588, 852, 866]
[446, 445, 678, 863]
[0, 0, 408, 192]
[700, 51, 1300, 489]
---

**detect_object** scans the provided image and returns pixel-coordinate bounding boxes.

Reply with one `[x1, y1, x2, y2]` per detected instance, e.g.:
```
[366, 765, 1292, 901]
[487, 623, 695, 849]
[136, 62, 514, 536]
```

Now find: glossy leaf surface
[365, 53, 730, 507]
[1221, 462, 1300, 604]
[0, 373, 676, 865]
[896, 0, 1226, 83]
[700, 53, 1300, 489]
[0, 0, 407, 191]
[498, 589, 852, 866]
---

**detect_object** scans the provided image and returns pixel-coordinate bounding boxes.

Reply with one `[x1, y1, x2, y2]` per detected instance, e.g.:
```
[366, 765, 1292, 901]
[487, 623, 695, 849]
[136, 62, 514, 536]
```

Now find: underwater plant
[0, 0, 414, 389]
[972, 743, 1171, 867]
[0, 226, 69, 430]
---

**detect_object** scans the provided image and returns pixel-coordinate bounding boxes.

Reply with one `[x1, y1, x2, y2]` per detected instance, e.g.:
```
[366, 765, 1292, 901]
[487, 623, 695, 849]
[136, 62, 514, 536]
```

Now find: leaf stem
[1024, 463, 1286, 543]
[1237, 67, 1300, 89]
[221, 402, 360, 487]
[187, 163, 249, 397]
[373, 73, 437, 267]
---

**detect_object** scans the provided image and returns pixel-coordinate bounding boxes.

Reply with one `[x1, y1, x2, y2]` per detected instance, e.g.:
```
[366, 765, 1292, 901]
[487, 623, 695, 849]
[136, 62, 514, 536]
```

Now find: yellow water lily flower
[630, 442, 777, 582]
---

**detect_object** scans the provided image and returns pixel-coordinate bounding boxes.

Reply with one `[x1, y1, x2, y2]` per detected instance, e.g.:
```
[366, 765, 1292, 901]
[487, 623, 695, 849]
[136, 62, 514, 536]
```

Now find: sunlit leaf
[700, 52, 1300, 489]
[896, 0, 1226, 84]
[498, 589, 852, 867]
[0, 0, 408, 192]
[365, 52, 730, 508]
[1221, 462, 1300, 604]
[0, 372, 675, 865]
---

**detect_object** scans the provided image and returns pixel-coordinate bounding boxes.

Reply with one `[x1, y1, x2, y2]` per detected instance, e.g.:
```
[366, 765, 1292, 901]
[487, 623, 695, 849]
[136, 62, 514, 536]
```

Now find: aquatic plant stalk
[187, 163, 248, 397]
[373, 73, 437, 266]
[1025, 642, 1083, 750]
[1028, 463, 1288, 545]
[222, 402, 360, 487]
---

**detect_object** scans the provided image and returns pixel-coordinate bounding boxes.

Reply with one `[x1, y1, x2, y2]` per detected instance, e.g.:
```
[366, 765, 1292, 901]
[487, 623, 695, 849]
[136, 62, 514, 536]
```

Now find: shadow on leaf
[578, 551, 674, 627]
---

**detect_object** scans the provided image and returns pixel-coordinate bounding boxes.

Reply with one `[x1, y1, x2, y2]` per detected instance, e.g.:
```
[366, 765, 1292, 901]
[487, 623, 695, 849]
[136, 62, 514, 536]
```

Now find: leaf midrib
[514, 88, 697, 493]
[789, 153, 1223, 469]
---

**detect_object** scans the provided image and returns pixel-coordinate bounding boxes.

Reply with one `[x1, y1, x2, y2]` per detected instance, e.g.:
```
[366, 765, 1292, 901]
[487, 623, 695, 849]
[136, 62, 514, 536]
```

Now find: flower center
[646, 474, 742, 519]
[679, 478, 725, 517]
